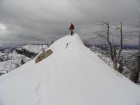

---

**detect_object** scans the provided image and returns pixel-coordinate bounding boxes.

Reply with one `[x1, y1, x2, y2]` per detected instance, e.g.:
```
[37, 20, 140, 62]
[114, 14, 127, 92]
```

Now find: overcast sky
[0, 0, 140, 46]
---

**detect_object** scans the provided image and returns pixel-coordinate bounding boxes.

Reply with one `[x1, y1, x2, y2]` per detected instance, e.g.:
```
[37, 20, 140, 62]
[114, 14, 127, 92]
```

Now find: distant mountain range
[93, 45, 139, 50]
[0, 42, 139, 51]
[0, 43, 48, 51]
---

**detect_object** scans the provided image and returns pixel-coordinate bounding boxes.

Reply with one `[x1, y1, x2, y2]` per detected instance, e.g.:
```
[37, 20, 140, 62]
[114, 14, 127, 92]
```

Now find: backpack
[70, 24, 74, 29]
[71, 25, 74, 29]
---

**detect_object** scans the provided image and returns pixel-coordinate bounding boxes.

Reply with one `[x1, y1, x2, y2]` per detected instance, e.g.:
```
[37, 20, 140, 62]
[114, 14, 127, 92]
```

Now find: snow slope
[0, 34, 140, 105]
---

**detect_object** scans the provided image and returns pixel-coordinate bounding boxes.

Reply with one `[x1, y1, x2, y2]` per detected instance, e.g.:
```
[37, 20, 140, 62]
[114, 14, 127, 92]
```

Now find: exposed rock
[35, 49, 53, 63]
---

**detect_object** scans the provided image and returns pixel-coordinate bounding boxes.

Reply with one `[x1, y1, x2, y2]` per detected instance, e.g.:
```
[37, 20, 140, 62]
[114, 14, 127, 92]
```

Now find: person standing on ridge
[69, 23, 74, 36]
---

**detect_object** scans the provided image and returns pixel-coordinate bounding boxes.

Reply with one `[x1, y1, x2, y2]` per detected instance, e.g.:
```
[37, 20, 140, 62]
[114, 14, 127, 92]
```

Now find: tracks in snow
[35, 58, 65, 105]
[35, 40, 73, 105]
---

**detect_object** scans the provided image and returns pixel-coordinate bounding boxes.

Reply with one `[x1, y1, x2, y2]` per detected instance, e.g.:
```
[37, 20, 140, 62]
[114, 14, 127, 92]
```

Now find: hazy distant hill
[0, 44, 48, 75]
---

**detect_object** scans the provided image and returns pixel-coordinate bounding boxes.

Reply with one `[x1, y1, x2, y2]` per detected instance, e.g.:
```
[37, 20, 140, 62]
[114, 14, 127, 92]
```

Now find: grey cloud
[0, 0, 140, 46]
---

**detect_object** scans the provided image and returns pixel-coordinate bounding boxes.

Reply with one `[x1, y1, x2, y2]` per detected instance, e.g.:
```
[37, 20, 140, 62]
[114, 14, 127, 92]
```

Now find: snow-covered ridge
[17, 44, 47, 54]
[0, 34, 140, 105]
[0, 44, 48, 73]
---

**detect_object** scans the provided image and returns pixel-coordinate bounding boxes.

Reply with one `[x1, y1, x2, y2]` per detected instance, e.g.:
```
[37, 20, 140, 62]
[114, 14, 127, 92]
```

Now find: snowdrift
[0, 34, 140, 105]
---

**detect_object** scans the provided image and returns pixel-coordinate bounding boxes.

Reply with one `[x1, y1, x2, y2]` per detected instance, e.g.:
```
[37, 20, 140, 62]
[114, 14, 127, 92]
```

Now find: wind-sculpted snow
[0, 34, 140, 105]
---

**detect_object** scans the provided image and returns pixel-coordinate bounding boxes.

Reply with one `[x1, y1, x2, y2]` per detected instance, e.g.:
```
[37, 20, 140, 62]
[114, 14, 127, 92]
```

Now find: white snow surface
[0, 34, 140, 105]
